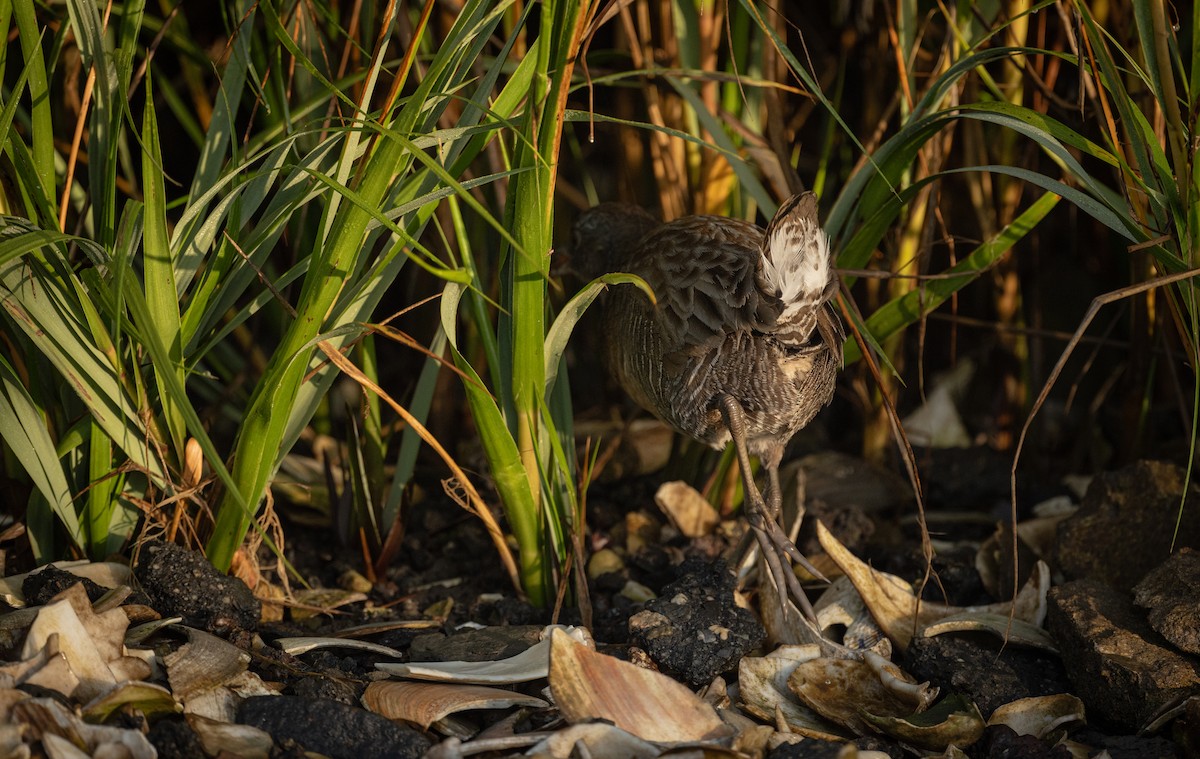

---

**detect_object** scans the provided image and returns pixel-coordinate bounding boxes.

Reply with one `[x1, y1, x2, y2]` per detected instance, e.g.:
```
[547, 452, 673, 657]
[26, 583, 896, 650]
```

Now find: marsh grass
[564, 0, 1196, 488]
[1, 0, 1196, 605]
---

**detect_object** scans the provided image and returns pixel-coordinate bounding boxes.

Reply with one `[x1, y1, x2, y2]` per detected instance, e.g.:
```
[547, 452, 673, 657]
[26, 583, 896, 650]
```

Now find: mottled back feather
[571, 193, 843, 460]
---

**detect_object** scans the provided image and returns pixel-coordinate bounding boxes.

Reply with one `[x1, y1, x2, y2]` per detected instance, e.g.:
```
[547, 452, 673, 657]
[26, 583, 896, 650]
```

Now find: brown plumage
[572, 193, 843, 619]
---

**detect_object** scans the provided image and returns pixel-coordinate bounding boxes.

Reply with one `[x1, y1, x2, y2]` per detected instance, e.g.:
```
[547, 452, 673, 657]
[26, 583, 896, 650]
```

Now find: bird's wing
[630, 215, 783, 362]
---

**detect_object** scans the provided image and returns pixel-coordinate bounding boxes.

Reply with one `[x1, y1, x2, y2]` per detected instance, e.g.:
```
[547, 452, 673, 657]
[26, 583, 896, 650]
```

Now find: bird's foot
[745, 498, 822, 623]
[718, 393, 827, 624]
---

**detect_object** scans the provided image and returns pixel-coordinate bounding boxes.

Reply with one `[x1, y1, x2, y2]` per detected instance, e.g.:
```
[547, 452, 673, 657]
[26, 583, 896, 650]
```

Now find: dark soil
[4, 441, 1200, 757]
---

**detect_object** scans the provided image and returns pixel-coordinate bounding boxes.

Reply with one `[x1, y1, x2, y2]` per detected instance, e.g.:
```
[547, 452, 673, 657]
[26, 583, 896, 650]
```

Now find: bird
[571, 193, 844, 620]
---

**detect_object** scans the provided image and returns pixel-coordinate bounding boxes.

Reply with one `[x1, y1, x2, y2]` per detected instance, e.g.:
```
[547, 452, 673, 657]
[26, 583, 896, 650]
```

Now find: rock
[1070, 727, 1182, 759]
[918, 446, 1014, 514]
[798, 451, 910, 511]
[974, 725, 1071, 758]
[628, 559, 764, 687]
[408, 624, 544, 662]
[22, 565, 112, 606]
[791, 452, 909, 557]
[237, 695, 429, 759]
[287, 673, 360, 704]
[903, 634, 1070, 718]
[1047, 579, 1200, 729]
[146, 717, 206, 759]
[1055, 461, 1200, 591]
[1133, 548, 1200, 655]
[134, 540, 260, 633]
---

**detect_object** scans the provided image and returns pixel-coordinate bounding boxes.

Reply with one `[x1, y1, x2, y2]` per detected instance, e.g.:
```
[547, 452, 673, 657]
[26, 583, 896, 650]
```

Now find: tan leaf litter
[81, 680, 179, 723]
[814, 576, 893, 656]
[655, 481, 720, 538]
[548, 627, 733, 743]
[817, 521, 1048, 651]
[988, 694, 1085, 738]
[363, 680, 546, 729]
[20, 584, 151, 702]
[524, 722, 662, 758]
[164, 626, 274, 721]
[1, 691, 155, 759]
[186, 713, 275, 759]
[920, 611, 1057, 652]
[275, 636, 403, 658]
[377, 624, 591, 684]
[737, 645, 850, 740]
[859, 693, 985, 752]
[787, 651, 937, 737]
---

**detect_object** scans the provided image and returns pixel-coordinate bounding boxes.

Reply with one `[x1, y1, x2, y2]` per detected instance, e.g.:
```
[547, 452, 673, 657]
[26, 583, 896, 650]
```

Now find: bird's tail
[758, 192, 840, 347]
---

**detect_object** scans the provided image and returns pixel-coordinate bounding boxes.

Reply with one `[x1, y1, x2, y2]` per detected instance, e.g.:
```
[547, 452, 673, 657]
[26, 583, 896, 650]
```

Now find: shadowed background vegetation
[0, 0, 1195, 606]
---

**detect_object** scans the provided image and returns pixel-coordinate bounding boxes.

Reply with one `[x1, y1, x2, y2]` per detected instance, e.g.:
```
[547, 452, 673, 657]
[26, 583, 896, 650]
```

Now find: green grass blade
[0, 237, 162, 479]
[544, 273, 652, 399]
[845, 191, 1060, 363]
[140, 73, 187, 459]
[187, 0, 255, 216]
[0, 354, 83, 550]
[206, 0, 502, 569]
[441, 280, 542, 598]
[382, 328, 448, 529]
[85, 421, 126, 557]
[63, 0, 119, 243]
[665, 75, 774, 212]
[9, 0, 54, 212]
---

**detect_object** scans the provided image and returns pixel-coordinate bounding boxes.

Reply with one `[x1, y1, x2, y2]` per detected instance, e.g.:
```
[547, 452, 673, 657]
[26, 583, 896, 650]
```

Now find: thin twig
[1009, 267, 1200, 628]
[318, 342, 524, 597]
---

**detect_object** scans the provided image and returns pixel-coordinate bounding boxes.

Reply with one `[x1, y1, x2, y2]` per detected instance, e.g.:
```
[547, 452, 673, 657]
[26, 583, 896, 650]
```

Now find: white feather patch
[762, 217, 831, 306]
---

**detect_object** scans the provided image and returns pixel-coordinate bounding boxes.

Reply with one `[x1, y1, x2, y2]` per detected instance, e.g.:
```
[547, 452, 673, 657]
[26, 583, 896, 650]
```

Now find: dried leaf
[860, 694, 985, 751]
[900, 360, 974, 448]
[363, 681, 546, 729]
[920, 612, 1057, 652]
[655, 481, 720, 538]
[817, 521, 1048, 651]
[526, 723, 661, 758]
[548, 627, 732, 742]
[275, 636, 403, 658]
[814, 576, 893, 656]
[987, 694, 1085, 738]
[787, 652, 936, 736]
[11, 697, 155, 758]
[20, 584, 150, 702]
[163, 627, 271, 721]
[186, 713, 274, 758]
[125, 616, 184, 647]
[737, 645, 850, 740]
[163, 628, 249, 703]
[375, 625, 591, 684]
[81, 681, 179, 723]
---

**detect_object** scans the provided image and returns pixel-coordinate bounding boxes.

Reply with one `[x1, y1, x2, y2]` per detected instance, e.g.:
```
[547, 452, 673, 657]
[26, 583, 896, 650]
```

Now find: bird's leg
[719, 394, 819, 622]
[764, 466, 828, 583]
